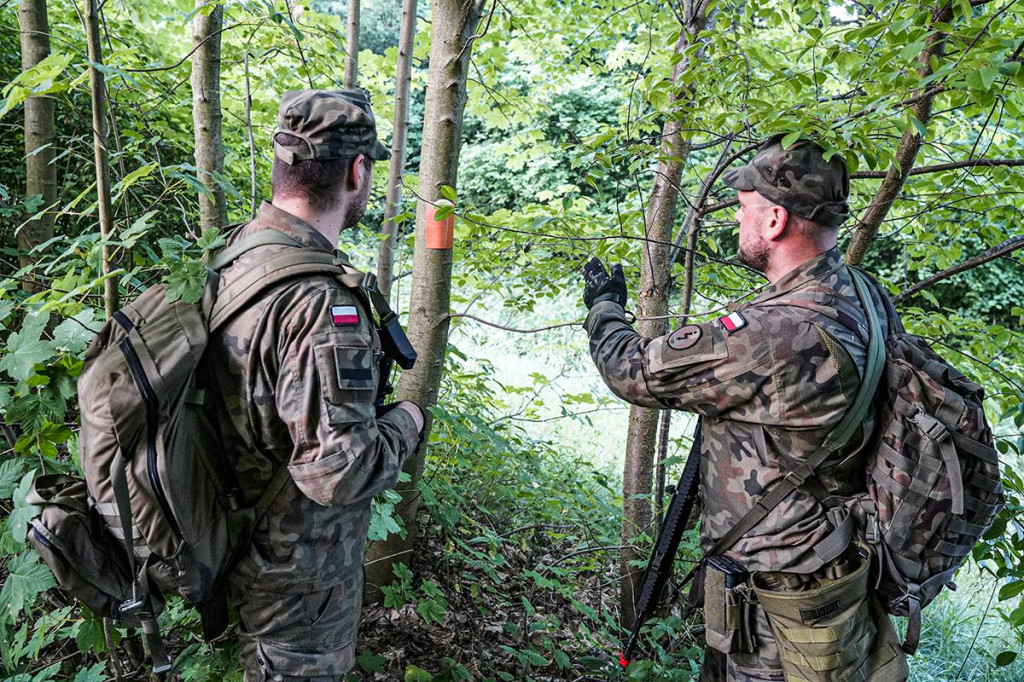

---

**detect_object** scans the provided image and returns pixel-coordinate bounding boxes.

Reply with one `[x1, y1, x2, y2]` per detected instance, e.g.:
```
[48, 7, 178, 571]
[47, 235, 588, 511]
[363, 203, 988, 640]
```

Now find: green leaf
[73, 662, 107, 682]
[524, 649, 549, 666]
[998, 579, 1024, 601]
[553, 650, 571, 668]
[0, 315, 54, 381]
[996, 651, 1018, 666]
[978, 65, 1000, 91]
[356, 650, 386, 673]
[0, 549, 55, 623]
[998, 61, 1021, 77]
[74, 608, 110, 654]
[405, 664, 434, 682]
[52, 309, 99, 354]
[780, 131, 801, 149]
[0, 458, 28, 498]
[197, 228, 226, 251]
[434, 204, 455, 221]
[0, 300, 14, 330]
[440, 185, 458, 203]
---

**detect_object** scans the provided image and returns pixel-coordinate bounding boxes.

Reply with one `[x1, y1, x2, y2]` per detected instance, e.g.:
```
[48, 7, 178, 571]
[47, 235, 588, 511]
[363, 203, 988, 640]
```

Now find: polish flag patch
[330, 305, 360, 326]
[719, 311, 747, 333]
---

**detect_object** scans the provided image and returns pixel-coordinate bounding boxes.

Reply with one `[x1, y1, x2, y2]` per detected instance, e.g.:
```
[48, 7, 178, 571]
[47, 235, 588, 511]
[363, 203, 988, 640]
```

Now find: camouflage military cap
[274, 89, 390, 165]
[723, 135, 850, 227]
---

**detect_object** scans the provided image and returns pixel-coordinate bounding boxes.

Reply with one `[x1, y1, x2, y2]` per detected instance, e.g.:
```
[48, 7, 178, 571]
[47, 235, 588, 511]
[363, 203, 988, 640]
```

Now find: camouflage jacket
[585, 249, 888, 573]
[207, 202, 420, 598]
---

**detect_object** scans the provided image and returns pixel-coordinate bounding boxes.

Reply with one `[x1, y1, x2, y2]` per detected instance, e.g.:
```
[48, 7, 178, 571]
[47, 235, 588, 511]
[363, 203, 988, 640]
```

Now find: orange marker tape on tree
[425, 201, 455, 250]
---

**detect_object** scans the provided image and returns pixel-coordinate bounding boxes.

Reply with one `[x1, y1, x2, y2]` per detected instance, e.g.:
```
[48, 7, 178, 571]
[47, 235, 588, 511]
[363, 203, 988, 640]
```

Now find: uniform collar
[241, 201, 336, 252]
[752, 248, 844, 304]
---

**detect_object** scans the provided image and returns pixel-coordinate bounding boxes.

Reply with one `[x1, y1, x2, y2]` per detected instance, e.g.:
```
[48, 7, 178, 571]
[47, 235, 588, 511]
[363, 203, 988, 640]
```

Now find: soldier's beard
[738, 234, 769, 273]
[343, 180, 373, 229]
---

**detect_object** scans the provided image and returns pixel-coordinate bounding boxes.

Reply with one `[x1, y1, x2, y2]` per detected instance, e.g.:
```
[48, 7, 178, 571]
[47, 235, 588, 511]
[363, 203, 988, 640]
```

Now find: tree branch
[893, 235, 1024, 303]
[852, 158, 1024, 178]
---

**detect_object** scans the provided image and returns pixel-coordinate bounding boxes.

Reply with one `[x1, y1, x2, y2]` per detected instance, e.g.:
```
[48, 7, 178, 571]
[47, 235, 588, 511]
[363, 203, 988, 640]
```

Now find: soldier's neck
[271, 196, 346, 248]
[766, 239, 837, 283]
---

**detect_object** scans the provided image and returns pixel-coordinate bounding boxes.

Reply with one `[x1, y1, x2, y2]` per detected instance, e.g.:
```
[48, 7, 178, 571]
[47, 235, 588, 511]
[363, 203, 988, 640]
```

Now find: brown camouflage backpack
[851, 269, 1004, 654]
[27, 229, 398, 673]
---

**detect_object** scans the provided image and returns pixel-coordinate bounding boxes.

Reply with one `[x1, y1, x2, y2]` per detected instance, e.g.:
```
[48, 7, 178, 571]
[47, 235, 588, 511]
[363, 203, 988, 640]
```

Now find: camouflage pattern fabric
[275, 89, 390, 164]
[585, 249, 906, 680]
[722, 135, 850, 227]
[206, 201, 420, 680]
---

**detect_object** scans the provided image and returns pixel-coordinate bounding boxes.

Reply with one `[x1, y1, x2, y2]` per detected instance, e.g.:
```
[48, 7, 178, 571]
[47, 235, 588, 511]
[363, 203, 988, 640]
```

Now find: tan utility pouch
[752, 544, 907, 682]
[704, 555, 757, 654]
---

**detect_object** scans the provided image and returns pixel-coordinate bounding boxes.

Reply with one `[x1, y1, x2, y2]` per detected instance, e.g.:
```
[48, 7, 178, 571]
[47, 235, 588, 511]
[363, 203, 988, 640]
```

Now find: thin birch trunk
[191, 0, 227, 232]
[84, 0, 118, 317]
[344, 0, 360, 88]
[619, 0, 709, 629]
[363, 0, 486, 597]
[377, 0, 418, 300]
[18, 0, 57, 290]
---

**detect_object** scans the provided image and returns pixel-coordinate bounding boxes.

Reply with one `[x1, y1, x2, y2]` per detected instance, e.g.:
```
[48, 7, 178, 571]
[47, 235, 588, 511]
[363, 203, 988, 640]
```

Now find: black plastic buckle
[120, 594, 153, 618]
[362, 272, 378, 292]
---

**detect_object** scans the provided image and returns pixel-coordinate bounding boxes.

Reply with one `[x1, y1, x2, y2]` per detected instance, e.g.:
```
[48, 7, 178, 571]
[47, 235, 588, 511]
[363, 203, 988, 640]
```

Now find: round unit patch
[668, 325, 703, 350]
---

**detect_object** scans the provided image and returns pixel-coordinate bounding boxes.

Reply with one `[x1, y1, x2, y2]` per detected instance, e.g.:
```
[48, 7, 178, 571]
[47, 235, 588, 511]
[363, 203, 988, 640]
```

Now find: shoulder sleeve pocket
[647, 324, 729, 375]
[313, 340, 377, 425]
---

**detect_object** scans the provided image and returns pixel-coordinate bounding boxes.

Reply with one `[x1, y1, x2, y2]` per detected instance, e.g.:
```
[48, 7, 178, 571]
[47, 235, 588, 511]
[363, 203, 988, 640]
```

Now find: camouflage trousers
[228, 549, 362, 682]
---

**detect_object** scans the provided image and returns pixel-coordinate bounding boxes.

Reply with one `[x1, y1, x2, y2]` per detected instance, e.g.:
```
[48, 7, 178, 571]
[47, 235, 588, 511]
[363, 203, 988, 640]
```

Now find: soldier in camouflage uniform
[206, 89, 424, 681]
[583, 136, 909, 681]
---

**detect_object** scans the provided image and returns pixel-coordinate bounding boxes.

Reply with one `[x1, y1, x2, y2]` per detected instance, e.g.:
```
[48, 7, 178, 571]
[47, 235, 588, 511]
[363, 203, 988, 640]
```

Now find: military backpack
[27, 229, 410, 674]
[849, 269, 1004, 654]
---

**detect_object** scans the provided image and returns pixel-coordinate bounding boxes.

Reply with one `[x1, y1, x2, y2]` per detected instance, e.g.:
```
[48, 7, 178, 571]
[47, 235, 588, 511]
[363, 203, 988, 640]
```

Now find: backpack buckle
[865, 511, 880, 544]
[361, 272, 378, 292]
[913, 411, 948, 441]
[120, 593, 154, 618]
[784, 463, 814, 488]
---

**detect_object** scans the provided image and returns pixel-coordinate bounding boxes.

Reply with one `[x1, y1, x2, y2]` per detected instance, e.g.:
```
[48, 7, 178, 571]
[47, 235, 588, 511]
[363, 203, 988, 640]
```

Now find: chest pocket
[312, 333, 380, 425]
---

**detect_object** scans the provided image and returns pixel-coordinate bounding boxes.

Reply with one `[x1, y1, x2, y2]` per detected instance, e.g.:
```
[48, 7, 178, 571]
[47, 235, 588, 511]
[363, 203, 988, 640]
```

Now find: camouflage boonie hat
[274, 89, 390, 164]
[723, 135, 850, 227]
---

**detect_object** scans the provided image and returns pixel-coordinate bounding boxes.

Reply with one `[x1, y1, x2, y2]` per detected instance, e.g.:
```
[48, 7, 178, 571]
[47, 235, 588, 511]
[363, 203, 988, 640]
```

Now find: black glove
[582, 257, 627, 309]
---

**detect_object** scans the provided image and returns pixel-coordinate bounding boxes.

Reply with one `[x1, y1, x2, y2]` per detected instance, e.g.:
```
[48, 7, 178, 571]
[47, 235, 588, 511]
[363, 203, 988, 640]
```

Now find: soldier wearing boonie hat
[207, 89, 425, 681]
[581, 136, 909, 681]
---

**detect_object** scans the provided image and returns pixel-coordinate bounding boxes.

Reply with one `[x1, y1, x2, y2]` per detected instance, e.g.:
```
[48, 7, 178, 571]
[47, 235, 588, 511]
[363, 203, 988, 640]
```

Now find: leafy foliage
[0, 0, 1022, 679]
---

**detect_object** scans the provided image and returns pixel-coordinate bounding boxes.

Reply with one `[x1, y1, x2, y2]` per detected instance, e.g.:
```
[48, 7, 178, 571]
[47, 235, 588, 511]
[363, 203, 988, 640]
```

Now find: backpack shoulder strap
[207, 229, 305, 271]
[208, 250, 347, 333]
[698, 269, 886, 562]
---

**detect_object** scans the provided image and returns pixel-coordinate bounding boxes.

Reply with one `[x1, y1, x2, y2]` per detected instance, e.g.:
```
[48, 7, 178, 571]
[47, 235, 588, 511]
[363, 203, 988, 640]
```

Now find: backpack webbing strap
[208, 251, 347, 332]
[208, 230, 305, 271]
[696, 268, 886, 564]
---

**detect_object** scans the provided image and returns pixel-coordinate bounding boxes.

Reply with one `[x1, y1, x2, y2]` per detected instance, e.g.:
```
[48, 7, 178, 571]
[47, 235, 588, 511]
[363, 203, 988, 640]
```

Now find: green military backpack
[27, 229, 406, 674]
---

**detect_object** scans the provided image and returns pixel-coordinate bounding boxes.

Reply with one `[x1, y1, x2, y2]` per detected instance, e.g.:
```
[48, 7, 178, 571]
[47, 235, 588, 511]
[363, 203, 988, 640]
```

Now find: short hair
[787, 212, 835, 240]
[271, 132, 366, 211]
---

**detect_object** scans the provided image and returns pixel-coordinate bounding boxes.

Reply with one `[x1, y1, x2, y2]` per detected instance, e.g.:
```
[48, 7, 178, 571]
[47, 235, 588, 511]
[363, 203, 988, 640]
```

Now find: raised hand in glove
[582, 257, 627, 309]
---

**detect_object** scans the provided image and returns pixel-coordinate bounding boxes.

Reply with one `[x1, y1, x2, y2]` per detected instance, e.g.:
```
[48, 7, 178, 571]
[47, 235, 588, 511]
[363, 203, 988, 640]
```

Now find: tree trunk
[84, 0, 117, 317]
[618, 0, 709, 630]
[377, 0, 418, 300]
[191, 0, 227, 232]
[363, 0, 486, 598]
[844, 2, 953, 265]
[344, 0, 360, 88]
[18, 0, 57, 291]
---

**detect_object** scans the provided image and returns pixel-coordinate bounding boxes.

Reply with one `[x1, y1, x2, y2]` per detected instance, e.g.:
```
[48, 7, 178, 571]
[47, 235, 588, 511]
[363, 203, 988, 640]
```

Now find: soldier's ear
[765, 204, 788, 241]
[346, 154, 369, 190]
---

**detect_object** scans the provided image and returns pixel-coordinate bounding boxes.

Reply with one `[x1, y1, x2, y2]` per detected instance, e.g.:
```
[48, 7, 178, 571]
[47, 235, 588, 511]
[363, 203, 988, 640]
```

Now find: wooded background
[1, 0, 1023, 680]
